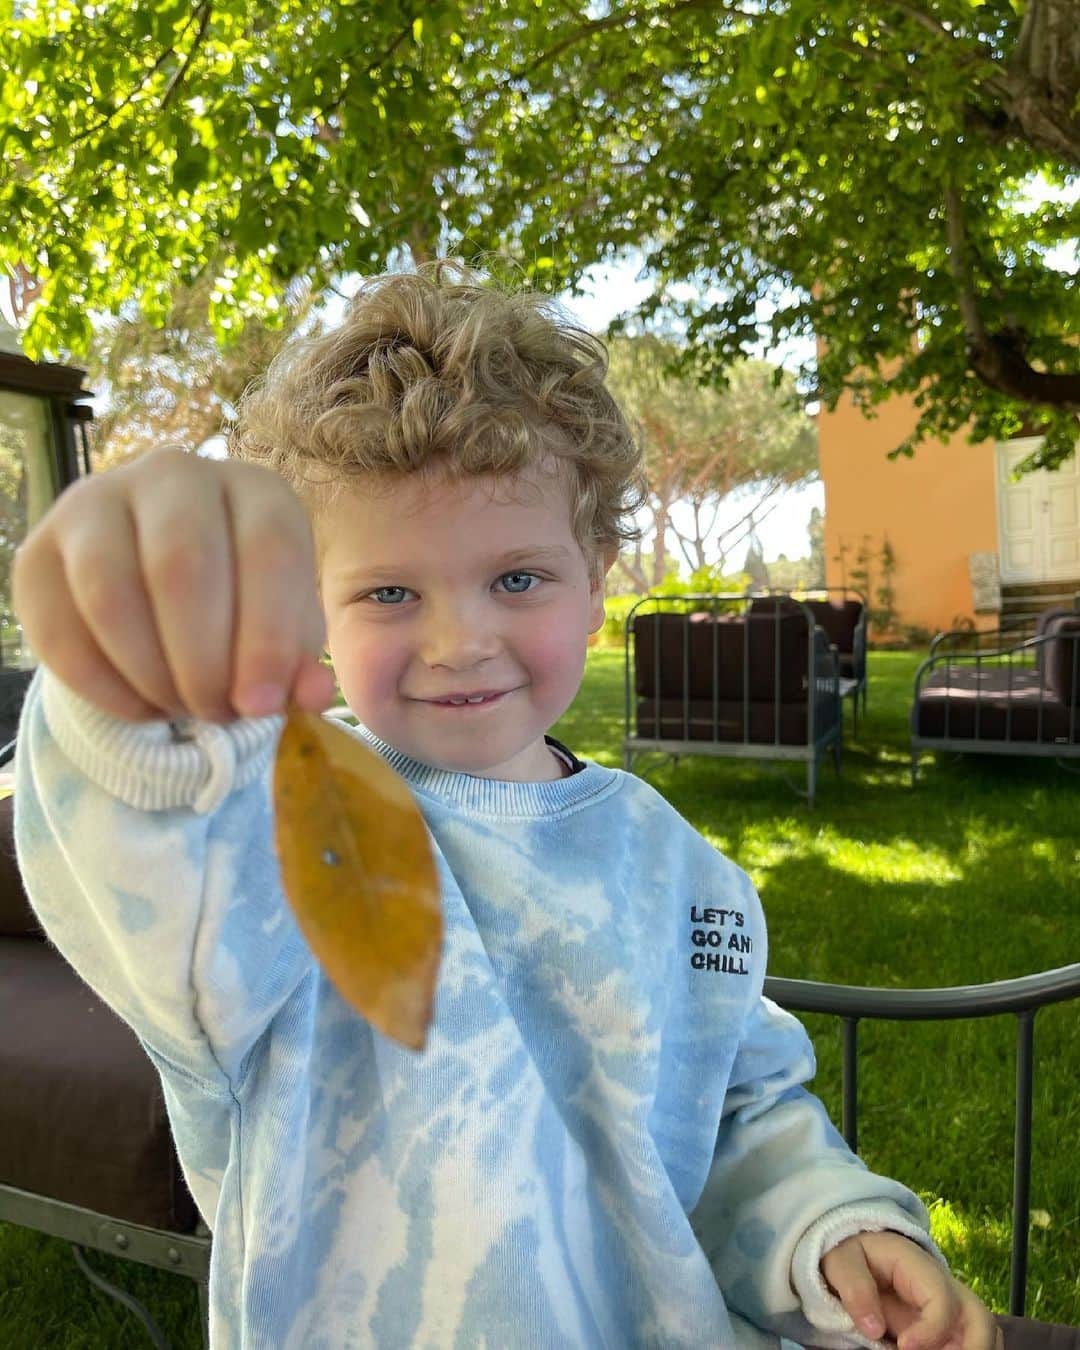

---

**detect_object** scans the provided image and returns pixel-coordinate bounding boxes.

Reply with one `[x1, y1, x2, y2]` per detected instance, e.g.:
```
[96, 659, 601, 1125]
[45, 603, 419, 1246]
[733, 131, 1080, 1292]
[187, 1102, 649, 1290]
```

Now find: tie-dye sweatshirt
[15, 667, 943, 1350]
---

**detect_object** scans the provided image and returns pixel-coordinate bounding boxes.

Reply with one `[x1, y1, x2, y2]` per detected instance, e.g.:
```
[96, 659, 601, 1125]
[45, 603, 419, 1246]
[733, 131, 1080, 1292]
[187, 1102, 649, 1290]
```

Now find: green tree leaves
[1, 0, 466, 350]
[460, 0, 1079, 464]
[2, 0, 1077, 467]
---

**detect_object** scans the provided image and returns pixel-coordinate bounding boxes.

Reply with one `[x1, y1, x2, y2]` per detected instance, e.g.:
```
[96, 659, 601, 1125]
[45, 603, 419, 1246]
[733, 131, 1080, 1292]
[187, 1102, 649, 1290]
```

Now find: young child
[12, 263, 1000, 1350]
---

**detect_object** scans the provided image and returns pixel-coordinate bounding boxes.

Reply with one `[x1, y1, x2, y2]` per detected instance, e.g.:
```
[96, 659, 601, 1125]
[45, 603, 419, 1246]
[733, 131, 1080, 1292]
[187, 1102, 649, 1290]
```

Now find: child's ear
[587, 546, 620, 633]
[596, 545, 620, 586]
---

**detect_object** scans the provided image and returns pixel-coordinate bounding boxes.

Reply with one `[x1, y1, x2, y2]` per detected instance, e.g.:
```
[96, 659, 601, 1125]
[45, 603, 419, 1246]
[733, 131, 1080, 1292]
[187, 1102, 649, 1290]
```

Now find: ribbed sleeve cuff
[38, 667, 283, 814]
[791, 1201, 947, 1348]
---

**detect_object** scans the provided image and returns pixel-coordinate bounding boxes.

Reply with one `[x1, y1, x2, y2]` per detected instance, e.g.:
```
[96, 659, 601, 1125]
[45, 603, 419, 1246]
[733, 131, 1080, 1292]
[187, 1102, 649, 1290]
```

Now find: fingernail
[859, 1313, 885, 1338]
[236, 683, 285, 717]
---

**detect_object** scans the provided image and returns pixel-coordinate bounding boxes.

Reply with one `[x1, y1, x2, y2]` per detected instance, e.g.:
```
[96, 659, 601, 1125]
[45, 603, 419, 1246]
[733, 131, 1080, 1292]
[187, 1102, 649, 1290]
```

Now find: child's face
[319, 465, 614, 781]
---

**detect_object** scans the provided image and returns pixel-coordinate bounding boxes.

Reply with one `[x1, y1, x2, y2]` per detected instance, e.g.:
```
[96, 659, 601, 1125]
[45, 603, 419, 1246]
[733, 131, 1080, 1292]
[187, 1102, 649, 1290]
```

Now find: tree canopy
[2, 0, 1077, 465]
[469, 0, 1080, 467]
[606, 335, 818, 587]
[83, 275, 318, 470]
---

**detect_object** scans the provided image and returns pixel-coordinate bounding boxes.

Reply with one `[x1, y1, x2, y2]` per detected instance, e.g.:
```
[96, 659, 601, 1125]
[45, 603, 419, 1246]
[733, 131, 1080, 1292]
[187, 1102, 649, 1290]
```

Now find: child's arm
[14, 665, 310, 1089]
[690, 990, 945, 1346]
[11, 447, 336, 1089]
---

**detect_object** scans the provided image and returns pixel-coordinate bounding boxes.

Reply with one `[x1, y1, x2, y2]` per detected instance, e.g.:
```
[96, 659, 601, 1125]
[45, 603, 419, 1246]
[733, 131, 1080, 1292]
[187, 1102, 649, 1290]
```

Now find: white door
[996, 438, 1080, 583]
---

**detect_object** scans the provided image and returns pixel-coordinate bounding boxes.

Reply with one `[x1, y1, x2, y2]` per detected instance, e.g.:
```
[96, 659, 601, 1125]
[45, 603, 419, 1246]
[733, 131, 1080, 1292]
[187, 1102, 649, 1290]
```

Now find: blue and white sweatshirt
[15, 667, 943, 1350]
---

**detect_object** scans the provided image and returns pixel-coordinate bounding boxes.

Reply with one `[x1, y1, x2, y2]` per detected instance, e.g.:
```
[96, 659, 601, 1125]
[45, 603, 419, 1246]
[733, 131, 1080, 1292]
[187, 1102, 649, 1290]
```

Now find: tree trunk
[651, 503, 670, 588]
[993, 0, 1080, 166]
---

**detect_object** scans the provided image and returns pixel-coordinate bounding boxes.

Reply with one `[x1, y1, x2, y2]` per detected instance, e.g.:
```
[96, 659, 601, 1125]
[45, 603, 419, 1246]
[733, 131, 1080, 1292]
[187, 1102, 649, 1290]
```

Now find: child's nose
[419, 601, 502, 669]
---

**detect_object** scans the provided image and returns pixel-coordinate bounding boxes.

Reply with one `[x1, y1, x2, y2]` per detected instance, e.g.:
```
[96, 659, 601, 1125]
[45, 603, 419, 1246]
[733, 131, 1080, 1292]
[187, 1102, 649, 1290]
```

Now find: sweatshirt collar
[343, 722, 619, 817]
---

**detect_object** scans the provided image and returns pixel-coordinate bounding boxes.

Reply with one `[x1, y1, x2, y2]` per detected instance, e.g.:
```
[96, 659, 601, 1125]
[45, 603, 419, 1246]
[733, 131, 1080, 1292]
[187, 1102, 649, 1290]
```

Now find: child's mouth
[422, 690, 511, 710]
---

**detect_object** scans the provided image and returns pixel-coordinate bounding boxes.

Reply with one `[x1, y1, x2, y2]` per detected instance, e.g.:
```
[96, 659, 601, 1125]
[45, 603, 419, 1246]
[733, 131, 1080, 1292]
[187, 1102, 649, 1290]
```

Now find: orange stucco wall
[819, 390, 998, 635]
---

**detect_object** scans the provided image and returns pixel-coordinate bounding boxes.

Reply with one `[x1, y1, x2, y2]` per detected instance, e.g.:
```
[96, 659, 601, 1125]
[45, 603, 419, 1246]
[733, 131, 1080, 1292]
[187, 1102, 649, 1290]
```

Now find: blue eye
[499, 572, 540, 594]
[370, 587, 411, 605]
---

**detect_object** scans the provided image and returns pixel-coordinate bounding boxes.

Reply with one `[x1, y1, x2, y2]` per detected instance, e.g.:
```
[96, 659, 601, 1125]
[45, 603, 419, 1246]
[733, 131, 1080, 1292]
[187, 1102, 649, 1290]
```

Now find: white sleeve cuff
[38, 666, 282, 814]
[791, 1201, 947, 1348]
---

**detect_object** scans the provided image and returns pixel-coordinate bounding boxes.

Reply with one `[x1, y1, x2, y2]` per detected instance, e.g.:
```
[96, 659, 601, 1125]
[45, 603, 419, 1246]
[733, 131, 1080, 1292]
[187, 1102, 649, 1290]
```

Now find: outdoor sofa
[624, 592, 843, 806]
[801, 588, 868, 725]
[911, 608, 1080, 781]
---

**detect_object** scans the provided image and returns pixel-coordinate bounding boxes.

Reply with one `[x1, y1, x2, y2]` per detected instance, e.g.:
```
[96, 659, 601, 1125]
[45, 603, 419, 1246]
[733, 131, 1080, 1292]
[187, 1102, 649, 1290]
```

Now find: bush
[596, 566, 749, 649]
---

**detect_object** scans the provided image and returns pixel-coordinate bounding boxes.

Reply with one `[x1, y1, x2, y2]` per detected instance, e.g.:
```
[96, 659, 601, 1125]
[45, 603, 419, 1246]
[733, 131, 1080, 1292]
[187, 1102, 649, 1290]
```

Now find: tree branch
[513, 0, 751, 80]
[162, 1, 213, 109]
[56, 3, 211, 155]
[320, 22, 416, 123]
[944, 180, 1080, 411]
[943, 181, 988, 349]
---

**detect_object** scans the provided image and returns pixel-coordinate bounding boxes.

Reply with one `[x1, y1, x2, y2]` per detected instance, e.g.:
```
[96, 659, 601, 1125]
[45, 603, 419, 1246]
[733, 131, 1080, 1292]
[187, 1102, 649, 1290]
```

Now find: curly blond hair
[229, 261, 646, 568]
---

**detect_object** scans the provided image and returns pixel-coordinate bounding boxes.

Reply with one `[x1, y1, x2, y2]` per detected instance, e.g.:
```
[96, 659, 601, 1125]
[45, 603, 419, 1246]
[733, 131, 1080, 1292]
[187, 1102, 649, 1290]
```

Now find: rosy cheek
[332, 628, 398, 708]
[525, 612, 588, 683]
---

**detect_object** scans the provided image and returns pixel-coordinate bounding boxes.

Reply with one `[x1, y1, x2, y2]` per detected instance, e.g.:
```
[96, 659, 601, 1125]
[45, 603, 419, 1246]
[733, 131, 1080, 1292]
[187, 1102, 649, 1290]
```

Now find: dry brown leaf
[273, 706, 442, 1050]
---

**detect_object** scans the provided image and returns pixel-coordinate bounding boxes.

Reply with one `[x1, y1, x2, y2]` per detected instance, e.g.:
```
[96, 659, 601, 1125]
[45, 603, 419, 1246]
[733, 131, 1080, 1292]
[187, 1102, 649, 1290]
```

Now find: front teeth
[446, 695, 488, 705]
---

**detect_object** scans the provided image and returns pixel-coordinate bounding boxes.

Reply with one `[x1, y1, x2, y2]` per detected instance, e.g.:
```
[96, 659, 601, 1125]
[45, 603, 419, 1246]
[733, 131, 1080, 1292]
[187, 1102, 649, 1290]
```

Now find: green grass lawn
[2, 647, 1077, 1344]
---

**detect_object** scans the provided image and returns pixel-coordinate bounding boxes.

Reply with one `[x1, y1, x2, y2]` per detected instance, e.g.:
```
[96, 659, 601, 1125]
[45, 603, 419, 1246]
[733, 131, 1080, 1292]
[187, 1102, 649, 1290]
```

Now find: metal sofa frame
[911, 625, 1080, 781]
[0, 1184, 210, 1348]
[765, 961, 1080, 1322]
[623, 592, 844, 806]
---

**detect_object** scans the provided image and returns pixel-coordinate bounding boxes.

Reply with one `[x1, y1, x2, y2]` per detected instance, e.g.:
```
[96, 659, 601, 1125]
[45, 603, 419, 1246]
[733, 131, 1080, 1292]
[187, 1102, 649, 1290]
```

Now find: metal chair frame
[764, 962, 1080, 1318]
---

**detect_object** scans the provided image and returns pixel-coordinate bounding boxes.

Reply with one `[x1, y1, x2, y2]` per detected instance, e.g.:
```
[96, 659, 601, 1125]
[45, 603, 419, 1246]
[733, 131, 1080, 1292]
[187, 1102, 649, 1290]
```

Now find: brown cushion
[804, 598, 864, 655]
[995, 1315, 1080, 1349]
[634, 696, 839, 746]
[1034, 608, 1073, 679]
[0, 669, 33, 753]
[748, 595, 804, 617]
[633, 612, 809, 703]
[0, 939, 198, 1232]
[0, 794, 42, 939]
[1043, 615, 1080, 705]
[914, 666, 1077, 742]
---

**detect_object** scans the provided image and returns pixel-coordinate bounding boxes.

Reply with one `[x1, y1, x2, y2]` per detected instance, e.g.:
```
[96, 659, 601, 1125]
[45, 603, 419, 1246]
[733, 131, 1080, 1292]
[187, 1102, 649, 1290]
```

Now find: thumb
[290, 656, 337, 713]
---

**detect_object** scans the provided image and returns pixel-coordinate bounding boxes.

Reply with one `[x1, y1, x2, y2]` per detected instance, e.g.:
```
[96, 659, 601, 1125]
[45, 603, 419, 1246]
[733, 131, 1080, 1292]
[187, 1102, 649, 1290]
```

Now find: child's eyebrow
[331, 545, 573, 585]
[491, 546, 573, 566]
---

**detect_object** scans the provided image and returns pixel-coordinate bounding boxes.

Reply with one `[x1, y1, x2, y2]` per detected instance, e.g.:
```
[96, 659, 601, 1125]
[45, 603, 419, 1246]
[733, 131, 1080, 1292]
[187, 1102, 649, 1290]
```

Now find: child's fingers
[56, 492, 187, 717]
[129, 456, 237, 722]
[953, 1287, 1004, 1350]
[290, 656, 338, 713]
[879, 1290, 922, 1342]
[13, 536, 169, 722]
[821, 1238, 887, 1340]
[221, 460, 326, 718]
[894, 1279, 962, 1350]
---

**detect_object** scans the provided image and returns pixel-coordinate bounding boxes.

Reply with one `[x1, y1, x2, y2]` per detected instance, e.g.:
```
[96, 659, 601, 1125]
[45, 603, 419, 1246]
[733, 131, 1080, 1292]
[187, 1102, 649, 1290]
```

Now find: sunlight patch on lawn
[827, 836, 962, 884]
[728, 825, 812, 877]
[924, 1197, 1012, 1304]
[724, 822, 962, 887]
